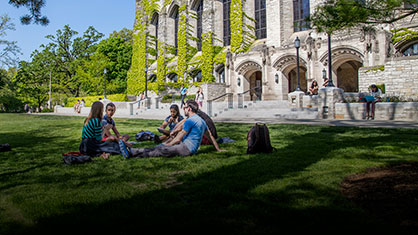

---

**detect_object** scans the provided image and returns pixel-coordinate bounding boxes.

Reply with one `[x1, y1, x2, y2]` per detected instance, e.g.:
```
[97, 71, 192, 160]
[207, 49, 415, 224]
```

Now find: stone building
[135, 0, 418, 101]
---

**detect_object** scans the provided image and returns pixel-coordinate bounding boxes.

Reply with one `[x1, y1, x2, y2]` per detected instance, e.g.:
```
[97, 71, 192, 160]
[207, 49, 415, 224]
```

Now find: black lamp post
[295, 36, 301, 91]
[145, 65, 148, 98]
[326, 33, 335, 87]
[104, 67, 107, 99]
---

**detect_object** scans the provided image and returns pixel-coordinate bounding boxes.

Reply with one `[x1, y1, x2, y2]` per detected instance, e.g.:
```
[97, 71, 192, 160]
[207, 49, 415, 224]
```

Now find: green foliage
[161, 94, 196, 103]
[391, 28, 418, 44]
[65, 94, 128, 107]
[0, 68, 22, 112]
[8, 0, 49, 25]
[230, 0, 244, 52]
[310, 0, 418, 34]
[177, 5, 189, 83]
[201, 33, 215, 83]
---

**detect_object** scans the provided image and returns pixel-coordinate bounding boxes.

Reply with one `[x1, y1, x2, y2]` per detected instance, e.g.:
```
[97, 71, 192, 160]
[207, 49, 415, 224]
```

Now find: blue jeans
[131, 142, 191, 158]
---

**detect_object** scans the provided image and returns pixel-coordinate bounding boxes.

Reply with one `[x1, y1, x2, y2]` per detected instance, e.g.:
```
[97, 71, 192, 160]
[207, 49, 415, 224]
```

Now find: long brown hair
[84, 101, 104, 125]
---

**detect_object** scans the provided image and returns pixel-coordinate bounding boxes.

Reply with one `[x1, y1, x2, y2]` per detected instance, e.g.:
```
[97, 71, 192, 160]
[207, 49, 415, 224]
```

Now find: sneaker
[119, 140, 131, 158]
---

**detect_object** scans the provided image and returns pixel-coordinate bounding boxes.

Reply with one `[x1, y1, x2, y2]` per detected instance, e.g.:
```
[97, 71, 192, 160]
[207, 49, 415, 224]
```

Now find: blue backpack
[135, 130, 156, 142]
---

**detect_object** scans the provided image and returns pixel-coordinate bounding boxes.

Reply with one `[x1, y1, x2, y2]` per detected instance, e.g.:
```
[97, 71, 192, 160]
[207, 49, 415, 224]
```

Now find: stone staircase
[211, 100, 319, 121]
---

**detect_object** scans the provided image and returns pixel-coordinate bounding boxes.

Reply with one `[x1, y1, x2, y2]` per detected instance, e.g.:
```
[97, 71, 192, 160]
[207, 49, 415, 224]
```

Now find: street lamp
[145, 65, 148, 98]
[294, 36, 301, 91]
[104, 67, 107, 99]
[326, 33, 335, 87]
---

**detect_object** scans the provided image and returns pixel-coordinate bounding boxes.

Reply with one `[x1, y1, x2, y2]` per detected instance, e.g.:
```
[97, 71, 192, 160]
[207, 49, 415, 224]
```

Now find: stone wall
[335, 102, 418, 121]
[359, 56, 418, 100]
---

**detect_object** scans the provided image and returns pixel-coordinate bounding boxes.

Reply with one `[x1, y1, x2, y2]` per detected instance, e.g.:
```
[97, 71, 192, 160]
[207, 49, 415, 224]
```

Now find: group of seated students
[79, 99, 224, 159]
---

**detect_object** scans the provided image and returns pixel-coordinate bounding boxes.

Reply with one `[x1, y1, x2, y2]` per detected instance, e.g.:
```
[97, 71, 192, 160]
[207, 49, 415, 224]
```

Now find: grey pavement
[29, 112, 418, 129]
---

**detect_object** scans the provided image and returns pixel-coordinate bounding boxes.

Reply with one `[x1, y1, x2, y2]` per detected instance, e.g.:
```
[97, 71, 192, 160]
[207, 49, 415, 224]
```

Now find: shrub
[65, 94, 128, 107]
[161, 94, 196, 103]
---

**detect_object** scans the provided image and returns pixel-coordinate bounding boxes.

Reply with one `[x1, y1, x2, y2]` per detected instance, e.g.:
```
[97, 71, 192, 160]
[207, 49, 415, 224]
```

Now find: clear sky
[0, 0, 136, 62]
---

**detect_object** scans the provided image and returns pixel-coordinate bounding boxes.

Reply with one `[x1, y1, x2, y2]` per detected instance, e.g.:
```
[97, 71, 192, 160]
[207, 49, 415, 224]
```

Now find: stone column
[288, 91, 305, 108]
[318, 87, 344, 119]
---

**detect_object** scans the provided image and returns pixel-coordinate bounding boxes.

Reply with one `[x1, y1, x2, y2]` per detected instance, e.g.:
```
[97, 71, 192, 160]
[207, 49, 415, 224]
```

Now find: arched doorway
[336, 61, 362, 92]
[248, 71, 262, 100]
[287, 67, 307, 93]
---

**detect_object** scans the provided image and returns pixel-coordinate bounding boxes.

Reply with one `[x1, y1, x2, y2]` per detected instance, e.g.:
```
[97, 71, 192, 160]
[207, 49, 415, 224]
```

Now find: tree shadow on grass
[4, 125, 418, 234]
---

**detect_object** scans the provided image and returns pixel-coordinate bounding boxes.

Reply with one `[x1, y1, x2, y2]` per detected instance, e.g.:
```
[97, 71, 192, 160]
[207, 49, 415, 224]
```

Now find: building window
[196, 0, 203, 51]
[167, 73, 178, 82]
[403, 43, 418, 57]
[216, 65, 225, 83]
[293, 0, 310, 32]
[191, 70, 202, 82]
[170, 6, 180, 55]
[151, 13, 159, 56]
[255, 0, 266, 39]
[223, 0, 231, 46]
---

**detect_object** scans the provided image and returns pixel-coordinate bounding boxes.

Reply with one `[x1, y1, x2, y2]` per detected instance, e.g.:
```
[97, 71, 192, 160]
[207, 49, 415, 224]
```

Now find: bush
[161, 94, 196, 103]
[41, 108, 54, 113]
[65, 94, 128, 107]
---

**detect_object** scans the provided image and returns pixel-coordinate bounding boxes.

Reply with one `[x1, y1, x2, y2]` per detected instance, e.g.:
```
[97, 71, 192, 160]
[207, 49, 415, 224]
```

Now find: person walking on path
[195, 87, 204, 108]
[180, 84, 188, 108]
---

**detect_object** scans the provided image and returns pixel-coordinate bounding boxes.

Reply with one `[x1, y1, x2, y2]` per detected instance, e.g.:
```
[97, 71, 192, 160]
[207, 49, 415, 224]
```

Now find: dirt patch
[341, 162, 418, 230]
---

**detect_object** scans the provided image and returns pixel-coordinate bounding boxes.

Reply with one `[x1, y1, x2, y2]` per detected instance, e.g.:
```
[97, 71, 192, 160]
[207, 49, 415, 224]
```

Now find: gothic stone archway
[236, 60, 263, 100]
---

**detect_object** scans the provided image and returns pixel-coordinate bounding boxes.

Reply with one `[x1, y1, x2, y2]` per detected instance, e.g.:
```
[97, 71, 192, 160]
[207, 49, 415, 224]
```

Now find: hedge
[65, 94, 128, 107]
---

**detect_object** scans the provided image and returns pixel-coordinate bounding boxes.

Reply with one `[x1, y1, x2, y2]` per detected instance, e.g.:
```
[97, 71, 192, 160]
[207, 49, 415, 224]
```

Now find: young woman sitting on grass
[79, 101, 120, 159]
[157, 104, 184, 142]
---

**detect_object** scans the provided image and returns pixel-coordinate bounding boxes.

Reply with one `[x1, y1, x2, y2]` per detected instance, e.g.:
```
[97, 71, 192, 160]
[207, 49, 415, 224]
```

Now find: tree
[42, 25, 104, 96]
[0, 14, 21, 68]
[310, 0, 418, 33]
[0, 67, 22, 112]
[8, 0, 49, 25]
[110, 28, 133, 44]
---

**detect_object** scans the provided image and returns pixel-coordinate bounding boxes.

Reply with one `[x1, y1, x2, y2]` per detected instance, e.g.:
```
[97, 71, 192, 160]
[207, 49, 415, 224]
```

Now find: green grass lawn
[0, 113, 417, 234]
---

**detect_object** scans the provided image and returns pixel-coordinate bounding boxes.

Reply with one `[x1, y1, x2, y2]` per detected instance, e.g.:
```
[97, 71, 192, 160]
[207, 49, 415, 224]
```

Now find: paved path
[29, 112, 418, 129]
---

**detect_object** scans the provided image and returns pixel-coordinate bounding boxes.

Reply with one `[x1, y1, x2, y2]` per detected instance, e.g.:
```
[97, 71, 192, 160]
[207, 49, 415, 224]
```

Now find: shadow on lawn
[10, 126, 418, 234]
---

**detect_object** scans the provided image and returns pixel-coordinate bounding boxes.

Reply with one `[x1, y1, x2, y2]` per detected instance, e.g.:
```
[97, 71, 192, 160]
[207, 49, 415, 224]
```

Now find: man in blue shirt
[120, 100, 224, 158]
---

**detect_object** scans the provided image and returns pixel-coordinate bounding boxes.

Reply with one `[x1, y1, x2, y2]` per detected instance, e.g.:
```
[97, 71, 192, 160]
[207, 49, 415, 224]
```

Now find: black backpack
[246, 123, 274, 154]
[63, 152, 92, 165]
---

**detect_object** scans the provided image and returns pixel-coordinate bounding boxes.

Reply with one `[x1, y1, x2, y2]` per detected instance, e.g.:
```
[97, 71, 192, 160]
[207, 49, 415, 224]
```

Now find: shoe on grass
[119, 140, 131, 158]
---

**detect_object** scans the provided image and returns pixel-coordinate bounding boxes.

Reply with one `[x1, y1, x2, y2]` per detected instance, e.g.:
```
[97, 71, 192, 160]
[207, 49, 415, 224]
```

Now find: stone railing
[335, 102, 418, 121]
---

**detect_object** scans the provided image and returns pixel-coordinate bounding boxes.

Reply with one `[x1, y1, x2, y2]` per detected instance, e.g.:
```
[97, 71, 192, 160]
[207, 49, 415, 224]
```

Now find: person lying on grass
[102, 102, 132, 147]
[119, 100, 226, 158]
[79, 101, 121, 159]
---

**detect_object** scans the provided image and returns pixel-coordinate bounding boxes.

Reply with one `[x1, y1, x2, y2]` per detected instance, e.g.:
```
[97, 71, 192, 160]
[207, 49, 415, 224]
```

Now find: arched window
[191, 70, 202, 82]
[216, 65, 225, 83]
[151, 13, 159, 56]
[255, 0, 266, 39]
[149, 74, 157, 83]
[196, 0, 203, 51]
[170, 6, 180, 55]
[403, 43, 418, 57]
[167, 73, 178, 83]
[293, 0, 310, 32]
[223, 0, 231, 46]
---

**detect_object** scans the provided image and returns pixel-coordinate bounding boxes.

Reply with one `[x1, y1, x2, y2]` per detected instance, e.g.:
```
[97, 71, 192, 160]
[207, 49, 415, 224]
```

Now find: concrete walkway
[30, 112, 418, 129]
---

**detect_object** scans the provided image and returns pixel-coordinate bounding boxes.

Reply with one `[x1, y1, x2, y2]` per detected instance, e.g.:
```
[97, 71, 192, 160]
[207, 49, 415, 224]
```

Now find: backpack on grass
[63, 152, 92, 165]
[246, 123, 274, 154]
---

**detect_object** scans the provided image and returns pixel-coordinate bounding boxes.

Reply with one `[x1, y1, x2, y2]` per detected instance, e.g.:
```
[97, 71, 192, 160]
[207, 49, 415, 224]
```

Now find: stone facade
[135, 0, 418, 102]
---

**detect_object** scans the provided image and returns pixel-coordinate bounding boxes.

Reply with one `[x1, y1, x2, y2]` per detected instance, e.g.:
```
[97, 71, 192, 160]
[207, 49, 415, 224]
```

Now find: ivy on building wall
[391, 28, 418, 44]
[127, 0, 258, 94]
[177, 4, 188, 84]
[201, 32, 214, 82]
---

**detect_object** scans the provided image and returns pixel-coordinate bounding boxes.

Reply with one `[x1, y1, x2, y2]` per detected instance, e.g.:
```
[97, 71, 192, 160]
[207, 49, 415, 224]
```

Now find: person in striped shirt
[79, 101, 120, 158]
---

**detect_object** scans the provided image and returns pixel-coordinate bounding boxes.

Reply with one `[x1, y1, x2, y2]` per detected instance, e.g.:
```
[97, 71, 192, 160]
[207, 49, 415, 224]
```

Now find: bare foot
[100, 153, 110, 159]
